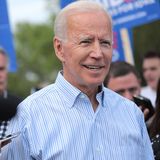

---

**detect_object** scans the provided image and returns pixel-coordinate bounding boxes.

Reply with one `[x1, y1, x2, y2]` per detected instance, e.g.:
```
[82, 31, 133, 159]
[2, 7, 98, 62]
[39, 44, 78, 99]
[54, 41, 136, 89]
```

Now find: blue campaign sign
[113, 28, 134, 64]
[112, 30, 125, 62]
[0, 0, 17, 72]
[91, 0, 160, 30]
[60, 0, 75, 8]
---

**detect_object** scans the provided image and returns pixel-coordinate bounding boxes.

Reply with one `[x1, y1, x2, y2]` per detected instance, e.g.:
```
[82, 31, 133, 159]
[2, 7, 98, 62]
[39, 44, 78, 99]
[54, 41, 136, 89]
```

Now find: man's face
[54, 11, 113, 92]
[143, 58, 160, 90]
[107, 73, 141, 100]
[0, 54, 8, 92]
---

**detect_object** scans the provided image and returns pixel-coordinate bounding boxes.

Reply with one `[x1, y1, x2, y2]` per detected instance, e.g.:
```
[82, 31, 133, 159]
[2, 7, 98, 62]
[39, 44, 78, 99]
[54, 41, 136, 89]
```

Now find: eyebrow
[79, 35, 112, 42]
[115, 87, 138, 92]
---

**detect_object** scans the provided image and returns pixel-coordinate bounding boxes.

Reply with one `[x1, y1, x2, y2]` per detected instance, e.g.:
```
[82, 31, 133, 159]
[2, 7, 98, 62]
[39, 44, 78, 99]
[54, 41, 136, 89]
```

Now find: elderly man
[1, 1, 154, 159]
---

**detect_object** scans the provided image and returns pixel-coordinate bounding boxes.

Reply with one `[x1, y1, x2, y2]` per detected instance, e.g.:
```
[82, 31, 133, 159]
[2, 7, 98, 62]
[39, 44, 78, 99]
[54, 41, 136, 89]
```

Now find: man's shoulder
[23, 83, 56, 102]
[103, 88, 143, 121]
[103, 87, 127, 100]
[103, 87, 139, 111]
[103, 87, 134, 105]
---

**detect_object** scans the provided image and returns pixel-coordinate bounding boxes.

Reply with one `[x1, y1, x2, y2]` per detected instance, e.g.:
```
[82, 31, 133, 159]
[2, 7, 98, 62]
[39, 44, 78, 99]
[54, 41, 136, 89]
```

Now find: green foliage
[8, 22, 61, 98]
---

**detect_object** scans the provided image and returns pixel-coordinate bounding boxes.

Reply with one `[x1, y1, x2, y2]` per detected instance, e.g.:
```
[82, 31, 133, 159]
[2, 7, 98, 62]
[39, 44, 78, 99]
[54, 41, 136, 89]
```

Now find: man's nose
[90, 41, 103, 58]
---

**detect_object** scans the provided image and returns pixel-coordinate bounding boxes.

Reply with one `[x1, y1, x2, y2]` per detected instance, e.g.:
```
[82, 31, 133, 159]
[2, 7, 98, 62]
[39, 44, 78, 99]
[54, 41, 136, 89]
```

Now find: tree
[8, 22, 61, 98]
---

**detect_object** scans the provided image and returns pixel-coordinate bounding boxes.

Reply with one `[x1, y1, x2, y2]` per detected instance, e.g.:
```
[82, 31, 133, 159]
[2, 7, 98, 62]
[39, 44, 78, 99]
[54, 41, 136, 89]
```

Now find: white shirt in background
[141, 86, 156, 108]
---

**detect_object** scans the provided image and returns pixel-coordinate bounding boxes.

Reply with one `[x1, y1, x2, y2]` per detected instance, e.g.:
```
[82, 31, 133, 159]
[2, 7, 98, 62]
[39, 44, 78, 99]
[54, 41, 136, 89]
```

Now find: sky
[7, 0, 59, 30]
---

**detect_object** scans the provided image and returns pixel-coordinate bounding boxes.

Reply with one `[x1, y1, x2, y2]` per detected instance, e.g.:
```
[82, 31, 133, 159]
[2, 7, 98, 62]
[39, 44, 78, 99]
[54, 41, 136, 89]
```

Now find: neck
[85, 86, 101, 112]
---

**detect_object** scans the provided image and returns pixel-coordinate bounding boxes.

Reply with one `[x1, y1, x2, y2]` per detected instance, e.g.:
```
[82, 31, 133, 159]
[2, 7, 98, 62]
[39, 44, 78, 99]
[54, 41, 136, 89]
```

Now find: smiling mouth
[83, 65, 104, 70]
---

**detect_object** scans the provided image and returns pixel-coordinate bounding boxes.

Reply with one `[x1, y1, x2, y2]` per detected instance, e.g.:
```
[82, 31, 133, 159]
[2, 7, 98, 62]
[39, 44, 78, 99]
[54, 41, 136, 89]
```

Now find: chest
[27, 105, 143, 160]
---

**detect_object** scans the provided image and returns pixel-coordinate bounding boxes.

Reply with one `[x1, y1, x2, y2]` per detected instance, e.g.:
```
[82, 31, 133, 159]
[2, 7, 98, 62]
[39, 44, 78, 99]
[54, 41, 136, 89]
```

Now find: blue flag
[0, 0, 17, 72]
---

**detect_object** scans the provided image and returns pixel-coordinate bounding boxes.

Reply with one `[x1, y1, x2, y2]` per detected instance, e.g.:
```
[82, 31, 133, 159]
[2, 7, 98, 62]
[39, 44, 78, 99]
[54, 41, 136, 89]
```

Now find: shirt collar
[55, 71, 81, 108]
[98, 84, 106, 108]
[55, 71, 105, 108]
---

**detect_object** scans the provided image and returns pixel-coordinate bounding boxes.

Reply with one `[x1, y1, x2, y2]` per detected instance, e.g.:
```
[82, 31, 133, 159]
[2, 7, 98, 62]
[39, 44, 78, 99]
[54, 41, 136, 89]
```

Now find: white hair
[54, 0, 112, 41]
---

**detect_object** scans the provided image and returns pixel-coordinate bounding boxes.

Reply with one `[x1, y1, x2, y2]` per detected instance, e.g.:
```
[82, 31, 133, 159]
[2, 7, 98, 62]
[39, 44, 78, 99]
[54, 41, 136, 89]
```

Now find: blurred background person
[0, 47, 22, 139]
[104, 61, 151, 121]
[141, 51, 160, 107]
[149, 78, 160, 160]
[104, 61, 141, 100]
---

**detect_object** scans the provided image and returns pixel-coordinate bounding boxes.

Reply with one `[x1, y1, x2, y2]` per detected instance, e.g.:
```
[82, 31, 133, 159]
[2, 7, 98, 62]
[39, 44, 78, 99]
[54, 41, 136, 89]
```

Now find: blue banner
[112, 30, 125, 62]
[91, 0, 160, 30]
[113, 28, 134, 64]
[0, 0, 17, 72]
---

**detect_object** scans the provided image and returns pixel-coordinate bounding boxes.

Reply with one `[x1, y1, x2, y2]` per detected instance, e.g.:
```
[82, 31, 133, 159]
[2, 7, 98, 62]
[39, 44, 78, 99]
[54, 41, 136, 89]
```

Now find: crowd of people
[0, 1, 160, 160]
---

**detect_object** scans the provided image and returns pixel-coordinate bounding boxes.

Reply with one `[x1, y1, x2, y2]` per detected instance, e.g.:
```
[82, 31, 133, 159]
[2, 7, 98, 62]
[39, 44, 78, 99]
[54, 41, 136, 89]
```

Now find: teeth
[85, 65, 102, 69]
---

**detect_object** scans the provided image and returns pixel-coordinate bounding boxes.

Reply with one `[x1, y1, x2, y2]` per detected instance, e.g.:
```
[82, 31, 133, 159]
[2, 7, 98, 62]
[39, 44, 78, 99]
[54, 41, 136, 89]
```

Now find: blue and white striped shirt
[1, 72, 154, 160]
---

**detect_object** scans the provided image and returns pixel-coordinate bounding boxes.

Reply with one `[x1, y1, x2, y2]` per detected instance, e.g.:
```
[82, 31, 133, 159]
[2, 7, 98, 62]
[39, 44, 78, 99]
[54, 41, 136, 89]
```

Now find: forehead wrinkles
[66, 12, 112, 39]
[66, 24, 112, 42]
[67, 32, 112, 44]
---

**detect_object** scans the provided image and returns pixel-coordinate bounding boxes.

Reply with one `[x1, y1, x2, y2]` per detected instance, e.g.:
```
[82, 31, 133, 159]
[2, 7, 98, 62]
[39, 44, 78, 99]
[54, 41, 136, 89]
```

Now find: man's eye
[80, 40, 91, 44]
[129, 87, 138, 93]
[101, 40, 112, 48]
[116, 89, 125, 95]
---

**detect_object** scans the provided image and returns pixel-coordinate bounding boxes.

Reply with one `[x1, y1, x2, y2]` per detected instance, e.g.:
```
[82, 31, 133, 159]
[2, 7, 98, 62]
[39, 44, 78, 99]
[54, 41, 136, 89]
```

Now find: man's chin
[87, 80, 103, 88]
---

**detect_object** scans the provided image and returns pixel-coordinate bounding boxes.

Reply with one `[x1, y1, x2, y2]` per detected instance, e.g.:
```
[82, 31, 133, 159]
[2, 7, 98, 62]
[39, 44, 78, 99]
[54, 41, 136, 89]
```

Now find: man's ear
[53, 37, 65, 62]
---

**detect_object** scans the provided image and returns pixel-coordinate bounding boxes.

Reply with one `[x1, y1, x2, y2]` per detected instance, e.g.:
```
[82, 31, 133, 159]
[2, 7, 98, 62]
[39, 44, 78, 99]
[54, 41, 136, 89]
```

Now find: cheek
[144, 71, 150, 77]
[105, 51, 112, 63]
[63, 52, 80, 70]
